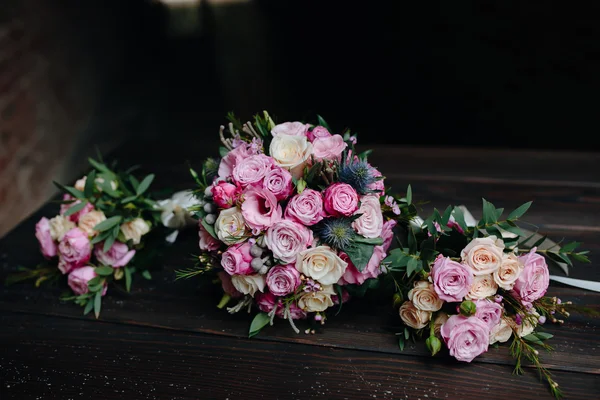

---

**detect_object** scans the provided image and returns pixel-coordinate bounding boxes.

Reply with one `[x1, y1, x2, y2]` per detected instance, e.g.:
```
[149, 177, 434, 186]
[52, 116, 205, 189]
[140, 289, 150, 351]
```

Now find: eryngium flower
[337, 157, 376, 195]
[313, 217, 356, 251]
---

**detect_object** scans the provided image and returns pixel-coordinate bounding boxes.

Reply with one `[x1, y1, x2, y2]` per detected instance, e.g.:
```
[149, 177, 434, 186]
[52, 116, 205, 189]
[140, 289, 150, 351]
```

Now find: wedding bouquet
[178, 111, 416, 336]
[7, 157, 163, 318]
[385, 199, 590, 398]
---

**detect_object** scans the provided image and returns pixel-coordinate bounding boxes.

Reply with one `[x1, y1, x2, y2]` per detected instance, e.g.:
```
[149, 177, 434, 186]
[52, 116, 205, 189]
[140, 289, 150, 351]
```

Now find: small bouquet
[178, 111, 416, 336]
[7, 157, 163, 318]
[386, 199, 590, 398]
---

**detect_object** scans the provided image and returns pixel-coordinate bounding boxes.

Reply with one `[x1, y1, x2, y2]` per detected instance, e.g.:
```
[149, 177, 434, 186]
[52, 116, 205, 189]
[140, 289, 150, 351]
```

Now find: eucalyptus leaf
[345, 242, 375, 272]
[95, 266, 114, 276]
[534, 332, 554, 341]
[249, 312, 271, 338]
[87, 276, 103, 287]
[88, 157, 110, 173]
[407, 257, 420, 276]
[317, 114, 331, 131]
[559, 241, 579, 253]
[121, 195, 138, 204]
[54, 181, 85, 199]
[201, 219, 218, 240]
[63, 200, 88, 217]
[84, 170, 96, 198]
[93, 291, 102, 319]
[129, 175, 140, 191]
[136, 174, 155, 196]
[103, 232, 117, 253]
[83, 300, 94, 316]
[451, 206, 468, 232]
[94, 216, 122, 232]
[507, 201, 532, 220]
[142, 270, 152, 280]
[406, 185, 412, 205]
[125, 266, 133, 292]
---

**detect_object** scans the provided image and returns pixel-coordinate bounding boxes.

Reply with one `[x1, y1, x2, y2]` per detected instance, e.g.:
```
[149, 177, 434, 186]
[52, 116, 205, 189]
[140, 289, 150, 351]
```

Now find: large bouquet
[386, 199, 590, 398]
[178, 111, 416, 336]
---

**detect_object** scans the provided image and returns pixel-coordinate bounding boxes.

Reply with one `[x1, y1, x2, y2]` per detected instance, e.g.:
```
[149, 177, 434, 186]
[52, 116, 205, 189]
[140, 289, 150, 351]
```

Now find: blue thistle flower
[313, 217, 357, 251]
[337, 157, 376, 195]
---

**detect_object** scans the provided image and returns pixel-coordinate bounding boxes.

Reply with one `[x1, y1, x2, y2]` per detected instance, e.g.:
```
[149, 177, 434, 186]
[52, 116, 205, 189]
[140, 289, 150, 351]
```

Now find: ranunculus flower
[461, 236, 505, 276]
[265, 220, 313, 264]
[494, 253, 523, 290]
[263, 167, 293, 200]
[218, 142, 261, 180]
[408, 281, 443, 312]
[60, 194, 94, 222]
[221, 242, 254, 275]
[430, 256, 473, 302]
[381, 219, 397, 251]
[211, 182, 240, 209]
[284, 189, 325, 226]
[241, 188, 282, 233]
[120, 218, 150, 245]
[271, 121, 309, 136]
[266, 265, 301, 296]
[269, 134, 313, 179]
[214, 207, 248, 245]
[312, 134, 347, 161]
[297, 284, 336, 312]
[218, 271, 242, 298]
[199, 219, 221, 251]
[231, 274, 265, 297]
[296, 246, 348, 285]
[58, 228, 91, 274]
[67, 266, 106, 296]
[78, 210, 107, 237]
[255, 292, 279, 313]
[35, 217, 58, 258]
[352, 194, 383, 238]
[324, 183, 359, 217]
[466, 274, 498, 300]
[489, 317, 513, 345]
[94, 241, 135, 268]
[441, 315, 490, 362]
[513, 249, 550, 303]
[232, 154, 273, 188]
[474, 299, 503, 329]
[48, 215, 75, 242]
[399, 301, 431, 329]
[367, 165, 385, 195]
[307, 125, 331, 142]
[277, 301, 308, 320]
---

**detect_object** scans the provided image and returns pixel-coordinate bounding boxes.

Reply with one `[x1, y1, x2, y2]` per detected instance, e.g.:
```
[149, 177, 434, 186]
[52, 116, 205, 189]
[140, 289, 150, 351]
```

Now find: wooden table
[1, 139, 599, 399]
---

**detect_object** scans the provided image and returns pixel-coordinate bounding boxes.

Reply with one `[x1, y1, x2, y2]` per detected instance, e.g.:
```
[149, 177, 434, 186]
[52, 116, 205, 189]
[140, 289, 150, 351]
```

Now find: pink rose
[241, 188, 282, 233]
[447, 216, 465, 234]
[338, 244, 386, 285]
[221, 241, 254, 275]
[263, 167, 293, 200]
[199, 219, 221, 251]
[35, 217, 57, 258]
[352, 195, 383, 238]
[367, 165, 385, 195]
[266, 265, 301, 296]
[67, 266, 107, 296]
[256, 292, 279, 313]
[218, 142, 261, 180]
[218, 271, 243, 298]
[58, 228, 91, 274]
[232, 154, 274, 188]
[94, 241, 135, 268]
[307, 126, 332, 142]
[60, 194, 94, 222]
[312, 135, 348, 161]
[284, 189, 325, 226]
[276, 301, 307, 320]
[474, 299, 503, 330]
[271, 121, 309, 136]
[513, 249, 550, 304]
[430, 256, 473, 302]
[381, 219, 397, 251]
[211, 182, 240, 209]
[265, 220, 313, 264]
[324, 183, 359, 217]
[441, 315, 490, 362]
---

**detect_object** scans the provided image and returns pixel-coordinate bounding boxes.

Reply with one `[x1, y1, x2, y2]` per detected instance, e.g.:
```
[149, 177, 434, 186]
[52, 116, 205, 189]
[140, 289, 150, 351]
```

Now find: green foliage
[249, 312, 271, 338]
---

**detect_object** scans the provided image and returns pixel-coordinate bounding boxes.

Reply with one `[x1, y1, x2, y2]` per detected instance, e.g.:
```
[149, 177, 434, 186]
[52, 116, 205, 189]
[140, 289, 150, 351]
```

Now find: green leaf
[136, 174, 155, 196]
[120, 195, 138, 204]
[398, 335, 405, 351]
[559, 241, 579, 253]
[201, 219, 218, 240]
[517, 231, 537, 248]
[441, 206, 453, 226]
[103, 232, 117, 253]
[93, 291, 102, 319]
[406, 185, 412, 205]
[419, 236, 437, 266]
[572, 253, 590, 263]
[94, 216, 123, 232]
[95, 266, 114, 276]
[353, 236, 384, 246]
[316, 114, 331, 131]
[219, 146, 229, 157]
[404, 327, 410, 340]
[407, 257, 420, 276]
[54, 181, 85, 199]
[125, 267, 133, 292]
[522, 334, 543, 345]
[495, 208, 504, 220]
[87, 276, 103, 287]
[383, 249, 411, 268]
[482, 198, 497, 224]
[84, 170, 96, 198]
[335, 284, 344, 316]
[248, 312, 271, 338]
[534, 332, 554, 341]
[345, 242, 375, 272]
[531, 235, 548, 248]
[507, 201, 532, 220]
[129, 175, 140, 191]
[451, 207, 468, 232]
[548, 251, 573, 267]
[408, 227, 417, 254]
[343, 279, 379, 297]
[63, 200, 88, 217]
[486, 225, 502, 240]
[141, 270, 152, 280]
[83, 300, 94, 315]
[88, 157, 110, 173]
[498, 221, 524, 237]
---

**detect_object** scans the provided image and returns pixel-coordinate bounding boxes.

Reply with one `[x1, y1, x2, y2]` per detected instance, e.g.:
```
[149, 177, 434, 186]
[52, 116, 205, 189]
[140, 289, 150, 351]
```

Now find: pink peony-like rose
[324, 183, 359, 217]
[218, 271, 243, 298]
[266, 264, 301, 296]
[255, 292, 279, 313]
[60, 194, 94, 222]
[58, 228, 91, 274]
[367, 165, 385, 195]
[218, 142, 261, 180]
[307, 126, 331, 142]
[276, 301, 308, 320]
[241, 188, 282, 233]
[232, 154, 274, 187]
[199, 219, 221, 251]
[221, 241, 254, 275]
[263, 167, 293, 200]
[35, 217, 57, 258]
[271, 121, 309, 136]
[284, 189, 325, 226]
[312, 135, 347, 161]
[211, 182, 240, 209]
[352, 195, 384, 238]
[381, 219, 397, 251]
[67, 266, 106, 296]
[265, 220, 313, 264]
[474, 299, 503, 330]
[430, 256, 473, 302]
[94, 241, 135, 268]
[513, 249, 550, 304]
[337, 246, 385, 285]
[441, 315, 490, 362]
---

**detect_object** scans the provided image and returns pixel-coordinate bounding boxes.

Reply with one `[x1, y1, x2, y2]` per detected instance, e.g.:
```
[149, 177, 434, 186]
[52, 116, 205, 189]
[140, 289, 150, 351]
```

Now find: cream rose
[74, 176, 118, 192]
[297, 284, 336, 312]
[399, 301, 431, 329]
[120, 218, 150, 245]
[466, 274, 498, 300]
[214, 207, 248, 245]
[352, 195, 384, 238]
[494, 253, 523, 290]
[78, 211, 107, 237]
[49, 215, 75, 241]
[515, 312, 539, 337]
[489, 317, 513, 344]
[269, 134, 313, 179]
[296, 246, 348, 285]
[433, 312, 449, 337]
[408, 281, 443, 312]
[231, 274, 265, 297]
[461, 236, 505, 276]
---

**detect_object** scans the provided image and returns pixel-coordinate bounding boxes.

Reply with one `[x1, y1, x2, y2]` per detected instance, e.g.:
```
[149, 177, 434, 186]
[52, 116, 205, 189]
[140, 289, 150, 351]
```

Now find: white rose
[466, 274, 498, 300]
[493, 253, 523, 290]
[461, 236, 505, 275]
[352, 195, 384, 238]
[231, 274, 265, 297]
[214, 207, 248, 245]
[489, 317, 513, 344]
[48, 215, 75, 241]
[78, 210, 107, 237]
[399, 301, 431, 329]
[408, 281, 443, 312]
[271, 121, 309, 136]
[120, 218, 151, 245]
[269, 134, 313, 179]
[74, 176, 118, 192]
[515, 311, 538, 337]
[296, 246, 348, 285]
[433, 312, 449, 337]
[297, 284, 335, 312]
[158, 190, 200, 229]
[74, 176, 87, 192]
